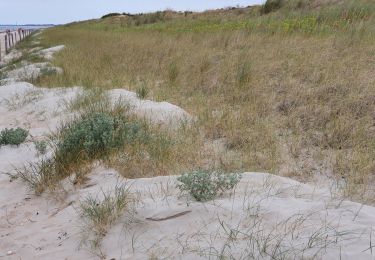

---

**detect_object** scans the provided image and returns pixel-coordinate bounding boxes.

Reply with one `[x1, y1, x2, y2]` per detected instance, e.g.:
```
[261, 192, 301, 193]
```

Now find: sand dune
[0, 80, 374, 259]
[1, 41, 375, 259]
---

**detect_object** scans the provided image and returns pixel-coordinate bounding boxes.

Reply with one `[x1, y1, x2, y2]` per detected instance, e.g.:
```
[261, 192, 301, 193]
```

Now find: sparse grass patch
[16, 158, 57, 195]
[107, 121, 203, 179]
[34, 140, 48, 155]
[66, 87, 108, 112]
[79, 183, 132, 256]
[135, 81, 149, 99]
[2, 89, 43, 110]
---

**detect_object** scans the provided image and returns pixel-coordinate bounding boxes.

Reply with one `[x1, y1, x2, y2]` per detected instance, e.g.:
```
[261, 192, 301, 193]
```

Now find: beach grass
[34, 0, 375, 203]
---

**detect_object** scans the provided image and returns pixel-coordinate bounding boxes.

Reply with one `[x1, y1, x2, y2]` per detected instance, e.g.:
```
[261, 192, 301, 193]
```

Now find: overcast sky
[0, 0, 265, 25]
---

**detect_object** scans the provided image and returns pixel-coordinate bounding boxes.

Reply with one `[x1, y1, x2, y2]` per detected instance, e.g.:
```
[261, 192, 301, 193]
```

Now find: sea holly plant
[177, 170, 241, 202]
[0, 127, 28, 146]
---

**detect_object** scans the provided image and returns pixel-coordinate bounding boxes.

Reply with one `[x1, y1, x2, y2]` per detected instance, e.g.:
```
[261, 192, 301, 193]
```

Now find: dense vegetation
[37, 0, 375, 203]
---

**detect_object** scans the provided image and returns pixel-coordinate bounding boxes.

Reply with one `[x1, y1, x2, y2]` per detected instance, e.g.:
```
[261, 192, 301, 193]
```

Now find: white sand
[37, 45, 65, 60]
[1, 45, 375, 259]
[4, 63, 63, 83]
[1, 44, 65, 84]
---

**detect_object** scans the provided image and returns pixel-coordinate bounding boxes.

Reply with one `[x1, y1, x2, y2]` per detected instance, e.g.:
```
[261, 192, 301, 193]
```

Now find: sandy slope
[0, 81, 191, 259]
[1, 45, 375, 259]
[0, 83, 374, 260]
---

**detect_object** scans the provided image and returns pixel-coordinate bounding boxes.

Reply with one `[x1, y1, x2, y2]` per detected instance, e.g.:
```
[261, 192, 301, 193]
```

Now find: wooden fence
[0, 29, 34, 61]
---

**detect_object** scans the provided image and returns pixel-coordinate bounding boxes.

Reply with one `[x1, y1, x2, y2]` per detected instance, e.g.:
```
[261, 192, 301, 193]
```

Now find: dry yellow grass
[35, 0, 375, 203]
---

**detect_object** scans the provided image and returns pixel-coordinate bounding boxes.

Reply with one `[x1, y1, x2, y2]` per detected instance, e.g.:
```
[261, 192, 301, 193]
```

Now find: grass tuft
[79, 183, 132, 256]
[135, 81, 149, 99]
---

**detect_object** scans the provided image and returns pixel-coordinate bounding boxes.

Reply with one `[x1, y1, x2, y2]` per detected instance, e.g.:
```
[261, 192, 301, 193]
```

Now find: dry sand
[1, 44, 375, 259]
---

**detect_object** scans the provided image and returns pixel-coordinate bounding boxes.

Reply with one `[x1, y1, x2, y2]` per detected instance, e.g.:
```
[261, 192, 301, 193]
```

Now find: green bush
[177, 171, 241, 201]
[0, 128, 28, 146]
[101, 13, 121, 19]
[57, 112, 142, 162]
[261, 0, 283, 14]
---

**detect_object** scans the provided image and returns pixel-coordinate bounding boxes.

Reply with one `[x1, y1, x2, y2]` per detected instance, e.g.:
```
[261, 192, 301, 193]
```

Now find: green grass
[54, 0, 375, 37]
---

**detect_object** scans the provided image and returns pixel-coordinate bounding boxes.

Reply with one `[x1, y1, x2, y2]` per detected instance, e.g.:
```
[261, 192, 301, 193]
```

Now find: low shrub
[177, 170, 241, 201]
[57, 112, 141, 163]
[261, 0, 283, 14]
[0, 127, 28, 146]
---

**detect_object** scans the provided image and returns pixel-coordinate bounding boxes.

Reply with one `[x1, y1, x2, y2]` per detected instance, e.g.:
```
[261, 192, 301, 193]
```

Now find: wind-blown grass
[34, 0, 375, 203]
[79, 183, 133, 257]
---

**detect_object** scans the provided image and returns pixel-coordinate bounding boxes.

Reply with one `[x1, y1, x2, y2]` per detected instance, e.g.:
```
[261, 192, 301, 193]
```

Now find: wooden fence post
[8, 33, 11, 49]
[5, 34, 8, 53]
[0, 28, 36, 60]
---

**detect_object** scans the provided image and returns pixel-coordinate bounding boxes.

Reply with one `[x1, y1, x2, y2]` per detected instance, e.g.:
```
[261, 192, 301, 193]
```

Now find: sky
[0, 0, 265, 25]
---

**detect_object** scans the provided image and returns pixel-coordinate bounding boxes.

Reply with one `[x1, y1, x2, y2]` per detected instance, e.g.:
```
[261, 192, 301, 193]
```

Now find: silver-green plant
[0, 127, 28, 146]
[177, 170, 241, 202]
